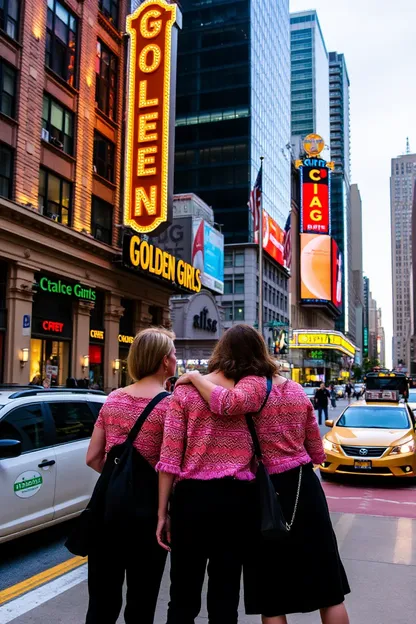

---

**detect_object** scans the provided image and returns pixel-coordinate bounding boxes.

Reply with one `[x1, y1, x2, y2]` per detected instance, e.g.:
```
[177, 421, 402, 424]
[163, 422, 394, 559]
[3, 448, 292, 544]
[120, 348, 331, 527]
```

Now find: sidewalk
[2, 513, 416, 624]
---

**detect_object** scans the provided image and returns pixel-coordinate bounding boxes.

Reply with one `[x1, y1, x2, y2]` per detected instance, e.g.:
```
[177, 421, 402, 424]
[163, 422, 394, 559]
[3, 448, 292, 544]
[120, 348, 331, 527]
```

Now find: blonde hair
[127, 327, 175, 381]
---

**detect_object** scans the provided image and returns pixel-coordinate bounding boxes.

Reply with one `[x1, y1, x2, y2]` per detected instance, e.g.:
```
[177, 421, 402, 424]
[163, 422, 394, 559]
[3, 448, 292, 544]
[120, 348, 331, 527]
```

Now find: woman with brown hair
[161, 324, 350, 624]
[85, 327, 176, 624]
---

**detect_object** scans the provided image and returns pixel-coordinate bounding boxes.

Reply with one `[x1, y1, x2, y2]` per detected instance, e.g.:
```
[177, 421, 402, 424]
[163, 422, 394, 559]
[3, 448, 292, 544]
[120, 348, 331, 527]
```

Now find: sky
[290, 0, 416, 367]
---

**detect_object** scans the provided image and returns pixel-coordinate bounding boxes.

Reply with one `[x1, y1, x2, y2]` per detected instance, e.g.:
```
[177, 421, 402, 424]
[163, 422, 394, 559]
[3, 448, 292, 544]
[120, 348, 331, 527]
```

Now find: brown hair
[208, 323, 278, 381]
[127, 327, 175, 381]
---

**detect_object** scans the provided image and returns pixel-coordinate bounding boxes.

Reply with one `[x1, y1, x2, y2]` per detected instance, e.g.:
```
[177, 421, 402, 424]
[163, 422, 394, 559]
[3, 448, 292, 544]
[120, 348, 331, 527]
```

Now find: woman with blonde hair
[85, 327, 176, 624]
[167, 324, 350, 624]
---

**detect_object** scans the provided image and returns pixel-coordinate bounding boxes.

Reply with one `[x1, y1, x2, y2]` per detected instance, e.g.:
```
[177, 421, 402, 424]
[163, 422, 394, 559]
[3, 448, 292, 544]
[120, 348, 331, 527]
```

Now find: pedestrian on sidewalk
[84, 328, 176, 624]
[314, 382, 330, 424]
[178, 324, 350, 624]
[329, 384, 337, 410]
[345, 382, 353, 403]
[156, 331, 277, 624]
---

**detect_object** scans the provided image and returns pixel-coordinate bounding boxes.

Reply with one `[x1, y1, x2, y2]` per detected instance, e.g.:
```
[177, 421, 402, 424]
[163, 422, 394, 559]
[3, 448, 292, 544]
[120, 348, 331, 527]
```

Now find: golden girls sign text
[125, 1, 181, 234]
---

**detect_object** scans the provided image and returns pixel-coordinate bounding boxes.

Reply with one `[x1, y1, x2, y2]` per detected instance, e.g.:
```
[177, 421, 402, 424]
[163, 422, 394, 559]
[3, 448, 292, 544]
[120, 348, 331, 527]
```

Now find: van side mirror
[0, 439, 22, 459]
[325, 420, 334, 428]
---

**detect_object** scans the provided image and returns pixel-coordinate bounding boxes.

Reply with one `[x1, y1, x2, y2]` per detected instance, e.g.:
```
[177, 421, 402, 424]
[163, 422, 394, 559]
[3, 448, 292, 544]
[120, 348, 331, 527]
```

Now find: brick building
[0, 0, 183, 390]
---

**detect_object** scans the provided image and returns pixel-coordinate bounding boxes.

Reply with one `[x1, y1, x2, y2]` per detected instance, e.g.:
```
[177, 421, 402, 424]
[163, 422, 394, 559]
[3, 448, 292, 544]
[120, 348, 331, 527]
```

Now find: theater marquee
[124, 0, 182, 235]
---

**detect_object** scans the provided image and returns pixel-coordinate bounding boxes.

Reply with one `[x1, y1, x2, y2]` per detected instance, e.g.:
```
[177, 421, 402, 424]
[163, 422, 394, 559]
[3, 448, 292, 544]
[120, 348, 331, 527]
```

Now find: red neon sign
[302, 166, 329, 234]
[42, 320, 64, 333]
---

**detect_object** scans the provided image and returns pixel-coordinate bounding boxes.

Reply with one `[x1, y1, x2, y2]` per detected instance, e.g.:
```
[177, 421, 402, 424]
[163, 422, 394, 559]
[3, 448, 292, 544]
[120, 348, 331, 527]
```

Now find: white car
[0, 386, 106, 543]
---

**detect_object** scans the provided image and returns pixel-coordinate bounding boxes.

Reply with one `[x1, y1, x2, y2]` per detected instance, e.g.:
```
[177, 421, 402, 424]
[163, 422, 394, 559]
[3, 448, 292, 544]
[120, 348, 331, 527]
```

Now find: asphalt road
[1, 398, 415, 623]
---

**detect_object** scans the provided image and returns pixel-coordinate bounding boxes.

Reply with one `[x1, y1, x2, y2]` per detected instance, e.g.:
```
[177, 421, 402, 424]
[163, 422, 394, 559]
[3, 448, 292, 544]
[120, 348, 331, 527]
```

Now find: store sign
[301, 165, 330, 234]
[291, 331, 356, 358]
[123, 233, 201, 293]
[124, 0, 182, 235]
[90, 329, 105, 341]
[193, 307, 218, 333]
[38, 276, 96, 302]
[303, 133, 326, 158]
[118, 334, 135, 344]
[42, 320, 64, 333]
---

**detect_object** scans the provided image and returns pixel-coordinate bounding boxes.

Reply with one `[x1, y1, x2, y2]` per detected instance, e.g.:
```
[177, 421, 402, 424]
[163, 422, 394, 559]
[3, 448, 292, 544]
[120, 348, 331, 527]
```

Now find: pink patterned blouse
[95, 388, 171, 467]
[157, 377, 325, 480]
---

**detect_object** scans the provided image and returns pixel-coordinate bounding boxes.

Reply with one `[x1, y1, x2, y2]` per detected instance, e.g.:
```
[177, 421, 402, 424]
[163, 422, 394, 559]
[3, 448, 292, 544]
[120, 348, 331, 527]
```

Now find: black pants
[317, 405, 328, 424]
[166, 479, 254, 624]
[86, 518, 167, 624]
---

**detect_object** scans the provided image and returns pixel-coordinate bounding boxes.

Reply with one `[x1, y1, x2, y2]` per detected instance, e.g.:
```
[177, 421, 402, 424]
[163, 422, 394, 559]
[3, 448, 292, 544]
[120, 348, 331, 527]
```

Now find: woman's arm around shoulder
[156, 389, 187, 476]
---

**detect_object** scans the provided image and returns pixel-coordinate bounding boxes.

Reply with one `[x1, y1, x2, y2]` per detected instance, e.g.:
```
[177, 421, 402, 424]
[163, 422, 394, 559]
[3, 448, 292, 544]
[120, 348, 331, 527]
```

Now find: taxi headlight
[323, 438, 340, 453]
[390, 440, 415, 455]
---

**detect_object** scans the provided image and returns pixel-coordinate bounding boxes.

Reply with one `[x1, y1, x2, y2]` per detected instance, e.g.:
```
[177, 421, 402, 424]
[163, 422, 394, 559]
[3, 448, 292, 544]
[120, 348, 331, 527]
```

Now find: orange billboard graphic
[124, 1, 181, 234]
[300, 234, 331, 301]
[255, 212, 285, 266]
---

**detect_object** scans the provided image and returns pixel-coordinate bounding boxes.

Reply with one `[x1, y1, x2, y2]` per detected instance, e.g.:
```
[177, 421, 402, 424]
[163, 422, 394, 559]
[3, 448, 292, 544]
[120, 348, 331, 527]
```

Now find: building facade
[329, 52, 354, 343]
[0, 0, 190, 390]
[363, 276, 370, 360]
[351, 184, 363, 363]
[391, 153, 416, 368]
[173, 0, 291, 333]
[290, 10, 330, 159]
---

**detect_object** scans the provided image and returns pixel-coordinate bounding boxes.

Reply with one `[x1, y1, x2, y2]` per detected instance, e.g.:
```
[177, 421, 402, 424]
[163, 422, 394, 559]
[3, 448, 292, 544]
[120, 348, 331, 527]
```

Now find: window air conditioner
[41, 128, 50, 142]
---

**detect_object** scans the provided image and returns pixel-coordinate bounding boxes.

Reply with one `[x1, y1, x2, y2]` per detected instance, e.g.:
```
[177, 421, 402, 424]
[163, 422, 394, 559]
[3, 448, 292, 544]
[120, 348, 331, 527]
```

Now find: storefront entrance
[30, 338, 70, 386]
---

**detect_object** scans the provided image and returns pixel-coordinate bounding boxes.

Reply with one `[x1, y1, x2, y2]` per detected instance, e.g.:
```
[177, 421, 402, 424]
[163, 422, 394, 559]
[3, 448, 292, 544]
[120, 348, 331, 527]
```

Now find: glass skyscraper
[290, 11, 330, 159]
[174, 0, 291, 242]
[329, 51, 354, 342]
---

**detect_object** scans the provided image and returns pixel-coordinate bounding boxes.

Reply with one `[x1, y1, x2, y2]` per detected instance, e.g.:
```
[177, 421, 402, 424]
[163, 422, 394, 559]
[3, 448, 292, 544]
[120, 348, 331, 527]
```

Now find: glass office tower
[174, 0, 291, 243]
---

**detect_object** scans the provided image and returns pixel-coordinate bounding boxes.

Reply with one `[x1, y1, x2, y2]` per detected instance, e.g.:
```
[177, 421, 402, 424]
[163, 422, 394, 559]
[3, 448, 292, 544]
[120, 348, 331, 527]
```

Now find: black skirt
[243, 463, 350, 617]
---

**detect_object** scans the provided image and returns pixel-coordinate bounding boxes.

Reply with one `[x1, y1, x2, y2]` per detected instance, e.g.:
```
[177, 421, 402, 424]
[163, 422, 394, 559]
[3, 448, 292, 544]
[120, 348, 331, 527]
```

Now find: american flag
[283, 212, 292, 269]
[248, 165, 262, 234]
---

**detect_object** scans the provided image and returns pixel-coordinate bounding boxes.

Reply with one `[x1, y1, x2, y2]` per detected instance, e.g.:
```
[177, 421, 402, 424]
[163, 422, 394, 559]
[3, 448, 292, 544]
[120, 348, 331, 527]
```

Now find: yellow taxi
[320, 388, 416, 479]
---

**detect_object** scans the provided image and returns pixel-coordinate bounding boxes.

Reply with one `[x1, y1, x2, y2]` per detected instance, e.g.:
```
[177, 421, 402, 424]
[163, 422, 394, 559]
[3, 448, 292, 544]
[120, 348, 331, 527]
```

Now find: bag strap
[245, 377, 272, 460]
[127, 391, 170, 443]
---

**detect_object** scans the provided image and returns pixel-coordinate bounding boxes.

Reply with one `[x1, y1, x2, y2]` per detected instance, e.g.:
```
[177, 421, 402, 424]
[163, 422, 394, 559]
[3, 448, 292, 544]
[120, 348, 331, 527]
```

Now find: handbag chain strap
[285, 466, 302, 531]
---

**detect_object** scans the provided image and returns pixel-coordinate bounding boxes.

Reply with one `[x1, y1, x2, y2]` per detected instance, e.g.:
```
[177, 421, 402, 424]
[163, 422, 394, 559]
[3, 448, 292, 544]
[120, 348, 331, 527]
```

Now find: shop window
[49, 402, 95, 444]
[46, 0, 77, 87]
[93, 132, 115, 182]
[0, 59, 17, 118]
[0, 405, 46, 452]
[0, 0, 20, 40]
[95, 40, 117, 120]
[0, 144, 13, 199]
[30, 338, 70, 387]
[91, 196, 113, 245]
[98, 0, 119, 27]
[42, 93, 74, 154]
[39, 168, 72, 225]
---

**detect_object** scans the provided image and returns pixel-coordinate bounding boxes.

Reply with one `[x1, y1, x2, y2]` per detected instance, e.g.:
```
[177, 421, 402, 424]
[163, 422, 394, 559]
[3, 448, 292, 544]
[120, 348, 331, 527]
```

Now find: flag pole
[258, 156, 264, 337]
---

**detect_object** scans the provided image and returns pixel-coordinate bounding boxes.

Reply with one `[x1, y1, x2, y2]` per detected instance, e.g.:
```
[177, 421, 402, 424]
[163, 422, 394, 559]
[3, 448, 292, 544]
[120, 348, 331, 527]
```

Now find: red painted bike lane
[321, 476, 416, 518]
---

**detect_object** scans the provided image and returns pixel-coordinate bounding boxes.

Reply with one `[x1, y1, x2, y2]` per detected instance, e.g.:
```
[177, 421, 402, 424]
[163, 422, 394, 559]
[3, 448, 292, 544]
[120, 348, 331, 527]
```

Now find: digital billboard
[255, 212, 285, 267]
[300, 234, 331, 301]
[192, 220, 224, 294]
[331, 239, 342, 309]
[124, 1, 182, 235]
[301, 165, 330, 234]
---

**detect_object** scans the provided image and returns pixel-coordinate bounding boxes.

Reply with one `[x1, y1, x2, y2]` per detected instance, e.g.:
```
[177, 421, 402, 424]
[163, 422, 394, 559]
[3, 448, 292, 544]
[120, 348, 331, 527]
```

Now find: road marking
[325, 495, 416, 506]
[0, 556, 86, 606]
[0, 565, 87, 624]
[393, 517, 413, 565]
[334, 513, 355, 549]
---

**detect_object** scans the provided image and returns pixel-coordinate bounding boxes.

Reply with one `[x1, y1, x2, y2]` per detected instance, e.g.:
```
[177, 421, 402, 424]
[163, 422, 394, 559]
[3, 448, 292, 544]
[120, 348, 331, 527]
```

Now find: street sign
[22, 314, 31, 337]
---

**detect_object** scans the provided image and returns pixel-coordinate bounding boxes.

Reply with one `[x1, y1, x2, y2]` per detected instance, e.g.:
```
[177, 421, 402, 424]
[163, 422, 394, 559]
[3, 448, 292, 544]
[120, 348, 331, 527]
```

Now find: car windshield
[303, 388, 315, 395]
[337, 407, 410, 429]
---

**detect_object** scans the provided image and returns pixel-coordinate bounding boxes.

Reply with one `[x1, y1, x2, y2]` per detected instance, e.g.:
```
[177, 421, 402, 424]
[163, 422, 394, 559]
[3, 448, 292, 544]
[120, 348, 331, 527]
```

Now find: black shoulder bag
[65, 391, 169, 556]
[245, 378, 302, 541]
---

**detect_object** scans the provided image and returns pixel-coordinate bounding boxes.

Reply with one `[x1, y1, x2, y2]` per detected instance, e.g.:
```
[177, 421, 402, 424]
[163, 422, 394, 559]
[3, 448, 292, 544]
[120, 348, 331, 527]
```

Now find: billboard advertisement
[255, 212, 285, 267]
[192, 220, 224, 294]
[300, 234, 331, 301]
[301, 165, 330, 234]
[331, 239, 342, 309]
[150, 217, 192, 264]
[124, 1, 181, 235]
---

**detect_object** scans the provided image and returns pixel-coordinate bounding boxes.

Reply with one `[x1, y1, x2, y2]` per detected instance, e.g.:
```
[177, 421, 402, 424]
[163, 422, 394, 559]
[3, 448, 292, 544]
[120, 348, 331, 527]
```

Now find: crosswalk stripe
[394, 517, 413, 565]
[334, 513, 355, 550]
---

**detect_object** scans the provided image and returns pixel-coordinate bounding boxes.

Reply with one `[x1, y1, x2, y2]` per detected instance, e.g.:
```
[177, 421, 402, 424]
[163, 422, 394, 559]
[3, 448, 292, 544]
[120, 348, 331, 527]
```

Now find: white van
[0, 386, 106, 543]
